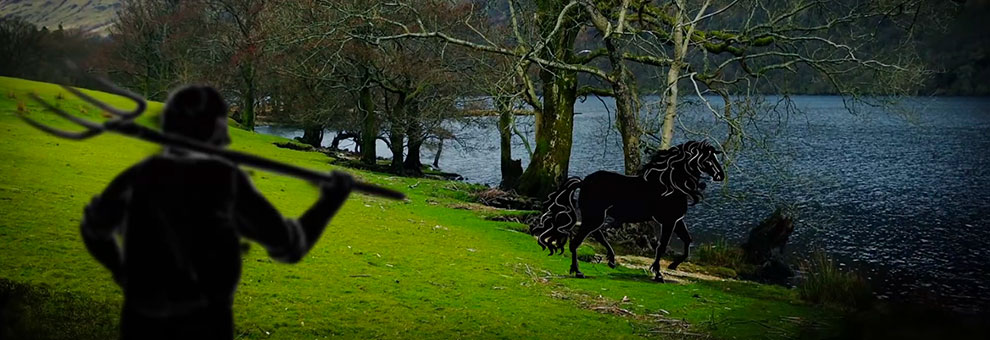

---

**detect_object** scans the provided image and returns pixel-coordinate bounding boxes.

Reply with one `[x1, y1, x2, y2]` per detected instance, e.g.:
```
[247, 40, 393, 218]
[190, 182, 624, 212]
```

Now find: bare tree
[204, 0, 270, 131]
[105, 0, 213, 100]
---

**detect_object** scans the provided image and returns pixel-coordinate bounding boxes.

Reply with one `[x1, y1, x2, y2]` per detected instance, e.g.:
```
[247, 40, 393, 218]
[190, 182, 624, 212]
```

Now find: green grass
[692, 238, 753, 278]
[0, 76, 839, 339]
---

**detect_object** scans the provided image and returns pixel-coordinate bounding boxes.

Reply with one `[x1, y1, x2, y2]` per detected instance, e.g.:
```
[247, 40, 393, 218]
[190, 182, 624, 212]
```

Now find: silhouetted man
[80, 85, 352, 339]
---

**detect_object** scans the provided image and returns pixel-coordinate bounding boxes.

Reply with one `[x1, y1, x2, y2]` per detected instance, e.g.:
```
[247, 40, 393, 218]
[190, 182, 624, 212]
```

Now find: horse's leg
[569, 214, 602, 279]
[649, 217, 676, 282]
[591, 229, 617, 268]
[668, 219, 692, 270]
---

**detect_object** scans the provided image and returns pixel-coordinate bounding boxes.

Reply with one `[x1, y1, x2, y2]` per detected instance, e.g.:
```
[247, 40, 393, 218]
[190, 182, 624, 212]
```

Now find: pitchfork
[18, 77, 405, 200]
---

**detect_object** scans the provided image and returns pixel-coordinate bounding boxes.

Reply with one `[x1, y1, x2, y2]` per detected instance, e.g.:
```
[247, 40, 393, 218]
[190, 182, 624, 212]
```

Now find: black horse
[530, 141, 724, 282]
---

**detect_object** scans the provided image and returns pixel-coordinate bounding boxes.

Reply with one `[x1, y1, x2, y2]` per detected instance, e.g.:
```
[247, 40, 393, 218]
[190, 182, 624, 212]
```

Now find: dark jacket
[80, 153, 350, 337]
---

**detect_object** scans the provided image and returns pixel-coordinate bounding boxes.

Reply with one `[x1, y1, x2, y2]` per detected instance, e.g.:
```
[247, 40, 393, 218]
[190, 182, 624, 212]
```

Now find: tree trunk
[389, 92, 407, 174]
[432, 138, 443, 169]
[403, 100, 424, 175]
[516, 4, 581, 198]
[330, 132, 343, 150]
[241, 64, 256, 131]
[517, 67, 577, 198]
[497, 96, 523, 189]
[606, 39, 643, 175]
[359, 83, 377, 165]
[389, 131, 405, 173]
[660, 5, 686, 150]
[297, 125, 324, 148]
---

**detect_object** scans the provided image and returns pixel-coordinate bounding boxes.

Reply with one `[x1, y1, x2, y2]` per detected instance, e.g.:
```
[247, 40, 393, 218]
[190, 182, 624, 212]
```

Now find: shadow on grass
[601, 271, 656, 283]
[0, 278, 118, 340]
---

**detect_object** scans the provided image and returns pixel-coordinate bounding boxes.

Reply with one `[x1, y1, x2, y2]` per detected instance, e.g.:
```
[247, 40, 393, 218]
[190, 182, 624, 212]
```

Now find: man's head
[162, 85, 231, 147]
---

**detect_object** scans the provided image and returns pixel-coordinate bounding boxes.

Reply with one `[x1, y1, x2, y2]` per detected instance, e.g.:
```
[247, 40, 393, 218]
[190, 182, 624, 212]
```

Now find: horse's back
[579, 170, 687, 223]
[581, 171, 642, 197]
[580, 171, 656, 218]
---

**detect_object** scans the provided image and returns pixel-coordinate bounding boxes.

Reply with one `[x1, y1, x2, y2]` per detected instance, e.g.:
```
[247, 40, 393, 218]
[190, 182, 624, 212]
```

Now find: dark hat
[162, 85, 230, 146]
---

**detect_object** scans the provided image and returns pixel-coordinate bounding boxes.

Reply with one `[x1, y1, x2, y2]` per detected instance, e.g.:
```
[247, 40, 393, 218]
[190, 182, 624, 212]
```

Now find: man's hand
[319, 171, 353, 202]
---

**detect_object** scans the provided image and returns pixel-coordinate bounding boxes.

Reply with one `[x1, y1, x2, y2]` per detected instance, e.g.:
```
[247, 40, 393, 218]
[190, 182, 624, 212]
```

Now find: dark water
[257, 95, 990, 312]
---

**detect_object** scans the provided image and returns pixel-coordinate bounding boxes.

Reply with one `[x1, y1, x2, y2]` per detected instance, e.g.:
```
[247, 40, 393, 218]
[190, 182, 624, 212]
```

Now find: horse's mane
[529, 177, 582, 255]
[638, 141, 711, 205]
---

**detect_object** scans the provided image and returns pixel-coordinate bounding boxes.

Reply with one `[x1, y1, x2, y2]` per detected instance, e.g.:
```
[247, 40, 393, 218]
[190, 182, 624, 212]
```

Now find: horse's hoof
[653, 276, 665, 283]
[575, 272, 586, 279]
[608, 261, 617, 269]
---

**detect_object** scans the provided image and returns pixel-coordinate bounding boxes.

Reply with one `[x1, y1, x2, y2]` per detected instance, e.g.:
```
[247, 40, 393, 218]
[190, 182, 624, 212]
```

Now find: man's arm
[80, 165, 138, 284]
[234, 169, 353, 263]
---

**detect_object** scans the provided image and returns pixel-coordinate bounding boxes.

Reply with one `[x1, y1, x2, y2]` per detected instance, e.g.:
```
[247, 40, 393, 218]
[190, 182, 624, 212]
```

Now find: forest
[3, 0, 984, 197]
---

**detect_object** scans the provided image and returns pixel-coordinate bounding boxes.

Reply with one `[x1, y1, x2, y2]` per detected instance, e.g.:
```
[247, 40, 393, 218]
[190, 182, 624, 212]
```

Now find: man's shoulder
[145, 153, 237, 168]
[138, 154, 242, 178]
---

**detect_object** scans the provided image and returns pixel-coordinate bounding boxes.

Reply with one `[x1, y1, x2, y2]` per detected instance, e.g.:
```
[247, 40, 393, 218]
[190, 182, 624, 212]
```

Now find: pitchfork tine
[62, 60, 146, 119]
[29, 93, 105, 130]
[15, 111, 102, 140]
[61, 83, 146, 120]
[22, 93, 105, 140]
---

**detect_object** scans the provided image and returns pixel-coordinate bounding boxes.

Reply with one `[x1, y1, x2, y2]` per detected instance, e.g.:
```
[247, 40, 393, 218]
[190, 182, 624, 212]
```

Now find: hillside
[0, 76, 839, 339]
[0, 0, 119, 35]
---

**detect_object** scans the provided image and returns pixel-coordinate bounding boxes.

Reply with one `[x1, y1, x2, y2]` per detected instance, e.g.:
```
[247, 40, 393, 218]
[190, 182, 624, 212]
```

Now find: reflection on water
[257, 95, 990, 312]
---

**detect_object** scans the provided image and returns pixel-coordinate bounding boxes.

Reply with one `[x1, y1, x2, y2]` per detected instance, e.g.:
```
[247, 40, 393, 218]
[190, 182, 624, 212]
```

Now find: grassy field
[0, 76, 839, 339]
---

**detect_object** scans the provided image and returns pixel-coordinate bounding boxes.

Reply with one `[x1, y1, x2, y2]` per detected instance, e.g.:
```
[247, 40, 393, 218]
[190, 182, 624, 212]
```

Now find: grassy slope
[0, 76, 837, 339]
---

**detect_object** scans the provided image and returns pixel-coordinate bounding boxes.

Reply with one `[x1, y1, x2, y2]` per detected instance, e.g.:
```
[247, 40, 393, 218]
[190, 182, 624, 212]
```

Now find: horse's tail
[529, 177, 582, 255]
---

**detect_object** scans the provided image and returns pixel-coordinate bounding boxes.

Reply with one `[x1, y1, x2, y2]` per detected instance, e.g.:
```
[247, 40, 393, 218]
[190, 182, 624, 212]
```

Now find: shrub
[16, 101, 27, 113]
[694, 238, 747, 270]
[797, 250, 873, 310]
[55, 92, 65, 100]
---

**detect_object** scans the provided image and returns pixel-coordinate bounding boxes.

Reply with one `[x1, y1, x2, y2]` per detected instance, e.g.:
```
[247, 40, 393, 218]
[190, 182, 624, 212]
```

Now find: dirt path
[614, 255, 733, 284]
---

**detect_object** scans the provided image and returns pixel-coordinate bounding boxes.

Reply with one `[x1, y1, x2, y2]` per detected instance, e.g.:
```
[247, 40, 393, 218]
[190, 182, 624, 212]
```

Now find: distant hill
[0, 0, 120, 35]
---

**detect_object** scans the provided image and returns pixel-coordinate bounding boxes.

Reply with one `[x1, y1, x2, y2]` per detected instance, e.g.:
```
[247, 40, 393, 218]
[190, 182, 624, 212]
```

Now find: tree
[105, 0, 212, 100]
[0, 17, 107, 89]
[269, 0, 473, 173]
[205, 0, 270, 131]
[467, 54, 530, 189]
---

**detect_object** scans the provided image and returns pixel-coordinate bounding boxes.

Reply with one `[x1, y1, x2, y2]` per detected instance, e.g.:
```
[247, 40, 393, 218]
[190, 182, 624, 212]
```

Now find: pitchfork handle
[109, 121, 406, 200]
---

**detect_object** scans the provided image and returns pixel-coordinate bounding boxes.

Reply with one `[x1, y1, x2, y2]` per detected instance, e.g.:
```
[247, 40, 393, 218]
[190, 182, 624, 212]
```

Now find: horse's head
[640, 141, 724, 205]
[693, 142, 724, 182]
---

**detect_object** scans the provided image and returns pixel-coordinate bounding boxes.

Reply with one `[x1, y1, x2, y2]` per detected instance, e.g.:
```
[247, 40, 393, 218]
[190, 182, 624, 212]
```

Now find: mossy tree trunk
[516, 3, 581, 198]
[517, 68, 578, 198]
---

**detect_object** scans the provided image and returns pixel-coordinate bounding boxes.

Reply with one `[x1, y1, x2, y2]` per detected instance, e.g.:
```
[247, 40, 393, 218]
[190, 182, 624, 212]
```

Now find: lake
[257, 95, 990, 312]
